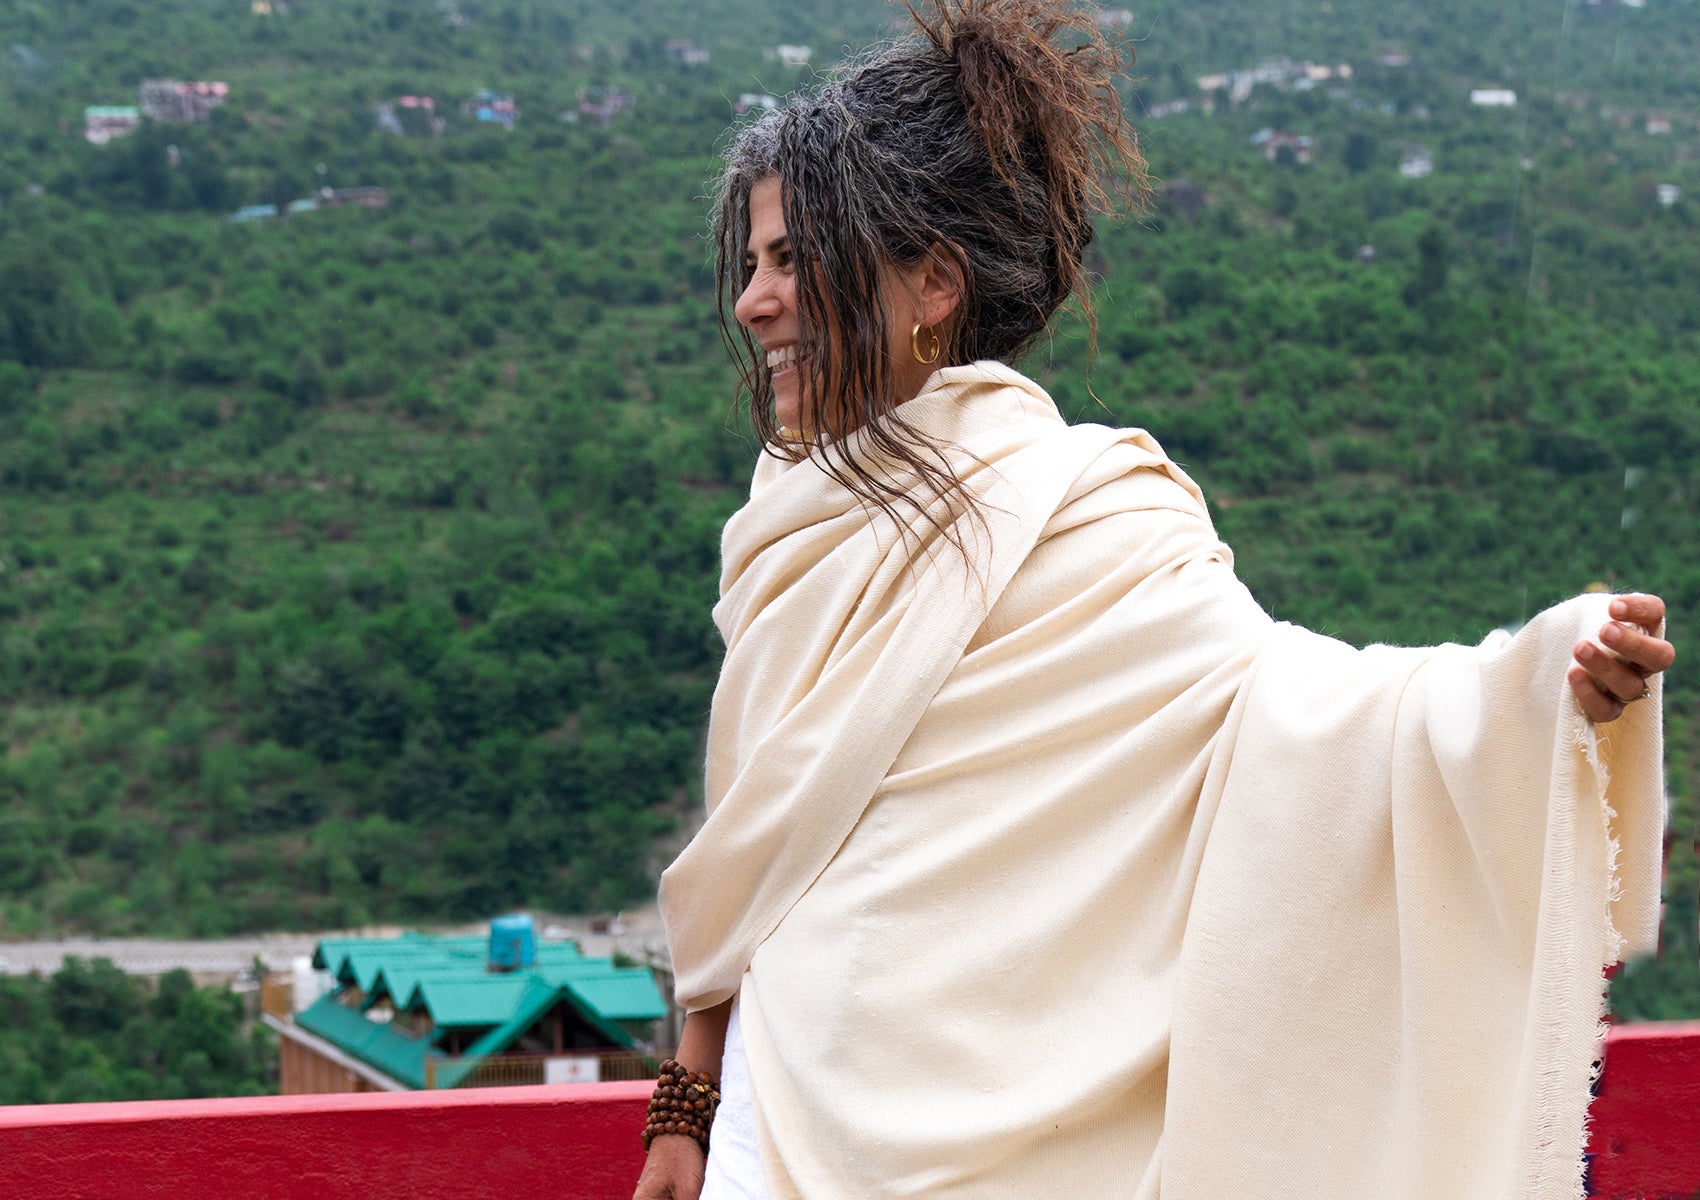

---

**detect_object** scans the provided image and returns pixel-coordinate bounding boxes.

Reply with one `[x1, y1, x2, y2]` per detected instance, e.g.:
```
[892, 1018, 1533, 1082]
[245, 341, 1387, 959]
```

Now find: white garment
[701, 996, 770, 1200]
[661, 363, 1665, 1199]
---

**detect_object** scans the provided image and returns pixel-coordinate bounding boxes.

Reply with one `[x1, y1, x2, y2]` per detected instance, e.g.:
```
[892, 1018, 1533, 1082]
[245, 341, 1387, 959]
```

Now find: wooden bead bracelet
[640, 1058, 721, 1154]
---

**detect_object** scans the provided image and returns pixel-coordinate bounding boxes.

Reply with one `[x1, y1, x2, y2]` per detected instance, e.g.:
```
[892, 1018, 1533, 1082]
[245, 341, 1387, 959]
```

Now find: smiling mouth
[766, 345, 802, 372]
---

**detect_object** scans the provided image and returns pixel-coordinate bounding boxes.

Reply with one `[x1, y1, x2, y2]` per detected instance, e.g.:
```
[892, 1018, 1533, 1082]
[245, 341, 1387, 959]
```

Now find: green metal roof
[562, 973, 668, 1022]
[533, 962, 668, 1022]
[410, 976, 535, 1028]
[299, 925, 666, 1087]
[461, 974, 633, 1057]
[295, 994, 430, 1089]
[364, 964, 478, 1007]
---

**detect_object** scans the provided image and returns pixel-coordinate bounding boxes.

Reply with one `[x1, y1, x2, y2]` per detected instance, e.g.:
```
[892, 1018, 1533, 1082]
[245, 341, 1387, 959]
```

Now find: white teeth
[766, 346, 799, 371]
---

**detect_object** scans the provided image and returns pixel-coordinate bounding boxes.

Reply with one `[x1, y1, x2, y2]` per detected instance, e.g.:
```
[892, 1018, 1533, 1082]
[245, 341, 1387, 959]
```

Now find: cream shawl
[659, 362, 1664, 1199]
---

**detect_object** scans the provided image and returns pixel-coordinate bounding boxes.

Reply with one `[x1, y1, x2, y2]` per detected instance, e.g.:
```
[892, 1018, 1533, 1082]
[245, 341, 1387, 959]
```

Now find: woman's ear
[913, 244, 964, 330]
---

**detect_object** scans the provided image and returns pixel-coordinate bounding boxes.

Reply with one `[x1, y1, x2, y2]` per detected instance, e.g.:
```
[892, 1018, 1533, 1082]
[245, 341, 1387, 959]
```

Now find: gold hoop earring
[910, 323, 941, 366]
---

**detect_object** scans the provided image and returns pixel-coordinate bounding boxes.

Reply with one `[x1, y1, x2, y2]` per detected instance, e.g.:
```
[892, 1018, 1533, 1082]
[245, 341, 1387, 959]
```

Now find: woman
[635, 3, 1675, 1197]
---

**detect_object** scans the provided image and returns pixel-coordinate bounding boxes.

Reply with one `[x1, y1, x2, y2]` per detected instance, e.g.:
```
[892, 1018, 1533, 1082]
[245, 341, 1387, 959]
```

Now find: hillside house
[665, 39, 709, 65]
[1252, 127, 1314, 164]
[769, 44, 813, 69]
[376, 95, 444, 137]
[464, 89, 517, 127]
[1470, 88, 1518, 107]
[140, 79, 230, 123]
[84, 105, 141, 144]
[735, 93, 781, 114]
[320, 186, 389, 209]
[1095, 8, 1134, 28]
[1199, 59, 1354, 107]
[1399, 146, 1435, 178]
[267, 917, 667, 1094]
[229, 186, 387, 222]
[578, 87, 633, 125]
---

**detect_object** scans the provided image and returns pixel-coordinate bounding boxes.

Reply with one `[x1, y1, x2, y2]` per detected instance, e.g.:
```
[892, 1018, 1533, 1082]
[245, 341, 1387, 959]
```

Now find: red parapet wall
[1588, 1021, 1700, 1200]
[0, 1081, 653, 1200]
[1, 1024, 1697, 1199]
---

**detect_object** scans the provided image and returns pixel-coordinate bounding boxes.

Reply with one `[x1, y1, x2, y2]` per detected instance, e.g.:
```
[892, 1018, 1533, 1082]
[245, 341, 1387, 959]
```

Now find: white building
[84, 105, 141, 144]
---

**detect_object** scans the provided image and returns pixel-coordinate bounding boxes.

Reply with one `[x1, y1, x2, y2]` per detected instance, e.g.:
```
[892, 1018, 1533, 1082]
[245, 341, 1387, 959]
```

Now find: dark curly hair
[714, 0, 1146, 530]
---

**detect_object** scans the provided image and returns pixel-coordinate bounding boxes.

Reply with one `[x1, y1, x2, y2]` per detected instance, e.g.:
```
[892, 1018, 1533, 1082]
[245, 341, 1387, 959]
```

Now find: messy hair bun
[714, 0, 1145, 524]
[919, 0, 1140, 313]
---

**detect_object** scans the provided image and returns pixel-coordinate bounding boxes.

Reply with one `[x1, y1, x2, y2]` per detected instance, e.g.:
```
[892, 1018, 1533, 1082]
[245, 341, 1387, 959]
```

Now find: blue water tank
[489, 912, 536, 972]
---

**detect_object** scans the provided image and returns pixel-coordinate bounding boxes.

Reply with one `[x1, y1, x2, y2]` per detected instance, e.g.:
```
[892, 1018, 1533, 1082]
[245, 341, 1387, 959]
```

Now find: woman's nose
[735, 272, 777, 328]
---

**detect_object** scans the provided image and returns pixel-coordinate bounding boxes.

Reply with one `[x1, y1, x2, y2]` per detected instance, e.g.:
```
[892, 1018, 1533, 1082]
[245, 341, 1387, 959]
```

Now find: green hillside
[1, 0, 1694, 1016]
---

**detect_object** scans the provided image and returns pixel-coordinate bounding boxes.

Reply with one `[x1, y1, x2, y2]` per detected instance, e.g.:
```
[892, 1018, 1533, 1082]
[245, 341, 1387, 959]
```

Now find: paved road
[0, 907, 673, 982]
[0, 934, 329, 980]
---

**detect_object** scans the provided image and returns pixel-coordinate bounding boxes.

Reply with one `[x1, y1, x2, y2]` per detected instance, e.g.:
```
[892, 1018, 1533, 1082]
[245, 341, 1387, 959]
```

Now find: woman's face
[734, 177, 943, 433]
[735, 177, 808, 430]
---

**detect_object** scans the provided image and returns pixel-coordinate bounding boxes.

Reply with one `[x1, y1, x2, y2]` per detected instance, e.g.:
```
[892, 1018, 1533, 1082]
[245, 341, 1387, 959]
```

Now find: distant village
[69, 4, 1686, 220]
[69, 27, 810, 224]
[1136, 41, 1686, 211]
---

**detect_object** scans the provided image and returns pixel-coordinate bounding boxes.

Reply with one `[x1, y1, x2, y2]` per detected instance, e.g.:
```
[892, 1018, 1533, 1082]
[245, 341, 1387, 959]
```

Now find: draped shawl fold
[659, 362, 1664, 1199]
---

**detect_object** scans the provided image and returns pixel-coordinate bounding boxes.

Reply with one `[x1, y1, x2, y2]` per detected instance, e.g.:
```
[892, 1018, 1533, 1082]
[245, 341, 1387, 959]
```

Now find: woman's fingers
[1608, 591, 1666, 630]
[1570, 592, 1675, 725]
[1568, 664, 1627, 725]
[1572, 636, 1648, 702]
[1604, 593, 1676, 675]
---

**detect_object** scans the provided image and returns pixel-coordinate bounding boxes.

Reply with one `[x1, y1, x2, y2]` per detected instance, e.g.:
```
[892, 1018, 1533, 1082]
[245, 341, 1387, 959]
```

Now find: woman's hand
[631, 1135, 707, 1200]
[1568, 593, 1675, 724]
[630, 1000, 731, 1200]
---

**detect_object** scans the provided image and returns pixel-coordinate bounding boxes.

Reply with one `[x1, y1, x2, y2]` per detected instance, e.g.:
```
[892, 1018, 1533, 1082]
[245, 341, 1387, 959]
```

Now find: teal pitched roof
[296, 994, 430, 1088]
[297, 924, 666, 1088]
[562, 972, 669, 1023]
[478, 976, 600, 1051]
[410, 976, 535, 1027]
[535, 963, 668, 1022]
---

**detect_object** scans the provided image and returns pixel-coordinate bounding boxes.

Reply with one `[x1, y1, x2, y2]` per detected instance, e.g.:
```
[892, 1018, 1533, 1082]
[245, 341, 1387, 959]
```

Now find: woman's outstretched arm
[631, 998, 733, 1200]
[1568, 593, 1675, 724]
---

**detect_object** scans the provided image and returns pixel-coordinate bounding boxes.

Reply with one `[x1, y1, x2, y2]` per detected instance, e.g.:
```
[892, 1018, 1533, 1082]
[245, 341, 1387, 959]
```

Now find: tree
[1404, 224, 1450, 307]
[48, 957, 140, 1036]
[1342, 130, 1379, 174]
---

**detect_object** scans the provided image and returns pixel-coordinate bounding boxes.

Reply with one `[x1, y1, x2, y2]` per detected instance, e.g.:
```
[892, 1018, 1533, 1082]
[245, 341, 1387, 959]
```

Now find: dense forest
[0, 0, 1696, 1018]
[0, 957, 273, 1103]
